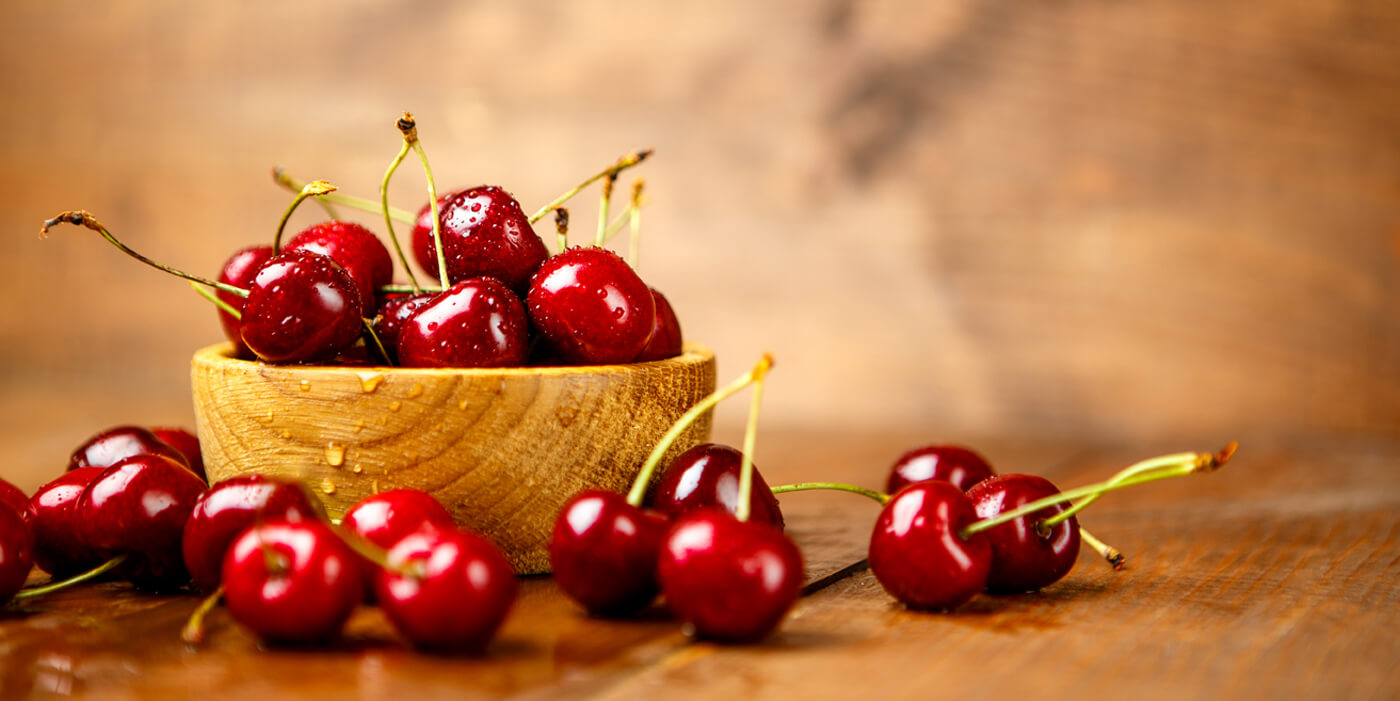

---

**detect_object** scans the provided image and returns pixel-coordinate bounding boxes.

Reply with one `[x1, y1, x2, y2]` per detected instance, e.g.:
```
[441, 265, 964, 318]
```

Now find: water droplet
[358, 373, 384, 393]
[351, 465, 363, 474]
[458, 398, 470, 410]
[389, 400, 402, 412]
[612, 307, 625, 318]
[320, 478, 336, 495]
[280, 430, 292, 439]
[265, 410, 275, 422]
[325, 443, 345, 467]
[299, 380, 311, 391]
[407, 384, 423, 399]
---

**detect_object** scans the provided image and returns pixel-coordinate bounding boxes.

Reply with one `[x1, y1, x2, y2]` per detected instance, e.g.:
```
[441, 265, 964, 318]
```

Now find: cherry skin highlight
[633, 287, 684, 362]
[285, 220, 394, 310]
[216, 245, 274, 357]
[411, 186, 549, 293]
[0, 478, 33, 526]
[342, 488, 457, 598]
[650, 443, 785, 530]
[67, 425, 191, 474]
[181, 475, 323, 591]
[221, 519, 363, 645]
[549, 490, 669, 616]
[868, 481, 992, 611]
[0, 507, 33, 605]
[239, 249, 366, 364]
[151, 426, 204, 482]
[966, 474, 1081, 593]
[375, 527, 518, 651]
[526, 247, 656, 365]
[395, 278, 530, 368]
[76, 455, 208, 591]
[29, 467, 109, 576]
[886, 444, 995, 494]
[656, 510, 803, 642]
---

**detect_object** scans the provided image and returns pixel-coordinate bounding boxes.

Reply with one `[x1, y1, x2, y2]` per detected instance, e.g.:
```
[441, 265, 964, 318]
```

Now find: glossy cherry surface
[221, 519, 362, 644]
[526, 246, 656, 365]
[0, 477, 33, 525]
[868, 481, 992, 611]
[650, 443, 785, 530]
[375, 527, 518, 651]
[395, 278, 530, 368]
[549, 490, 669, 616]
[29, 467, 107, 576]
[76, 455, 208, 591]
[633, 287, 684, 362]
[151, 426, 204, 481]
[886, 444, 996, 494]
[656, 510, 803, 642]
[411, 186, 549, 293]
[0, 506, 33, 605]
[216, 245, 274, 357]
[286, 220, 394, 309]
[67, 425, 190, 473]
[372, 293, 434, 362]
[966, 473, 1080, 593]
[342, 489, 456, 552]
[239, 249, 365, 364]
[181, 475, 323, 591]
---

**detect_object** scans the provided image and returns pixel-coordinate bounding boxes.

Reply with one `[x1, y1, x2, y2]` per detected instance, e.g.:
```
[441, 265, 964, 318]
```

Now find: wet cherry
[633, 287, 684, 362]
[285, 220, 393, 309]
[868, 480, 992, 611]
[29, 467, 108, 576]
[549, 490, 669, 616]
[375, 527, 517, 651]
[0, 478, 33, 525]
[650, 443, 785, 530]
[181, 475, 324, 591]
[966, 474, 1081, 593]
[372, 292, 434, 363]
[0, 506, 33, 605]
[221, 519, 363, 644]
[411, 186, 549, 293]
[526, 246, 656, 365]
[395, 278, 530, 368]
[886, 444, 995, 494]
[216, 245, 274, 357]
[239, 249, 365, 364]
[67, 425, 191, 474]
[342, 489, 456, 552]
[151, 426, 204, 481]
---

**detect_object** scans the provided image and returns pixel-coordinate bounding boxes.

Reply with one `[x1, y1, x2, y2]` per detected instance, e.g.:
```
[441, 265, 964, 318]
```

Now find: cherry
[395, 278, 530, 368]
[29, 467, 107, 576]
[375, 527, 517, 651]
[0, 478, 33, 525]
[181, 475, 324, 592]
[868, 481, 992, 611]
[526, 246, 656, 365]
[221, 519, 363, 644]
[549, 490, 669, 616]
[371, 292, 434, 363]
[216, 245, 274, 357]
[886, 445, 995, 494]
[151, 426, 205, 482]
[67, 425, 191, 473]
[650, 444, 785, 530]
[239, 249, 366, 364]
[76, 454, 208, 591]
[656, 510, 803, 642]
[342, 488, 456, 597]
[633, 287, 684, 362]
[285, 220, 393, 310]
[0, 506, 33, 605]
[411, 186, 549, 293]
[966, 474, 1080, 593]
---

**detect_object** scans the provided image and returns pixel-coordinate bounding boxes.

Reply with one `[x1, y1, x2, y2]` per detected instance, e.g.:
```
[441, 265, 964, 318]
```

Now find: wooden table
[2, 431, 1397, 699]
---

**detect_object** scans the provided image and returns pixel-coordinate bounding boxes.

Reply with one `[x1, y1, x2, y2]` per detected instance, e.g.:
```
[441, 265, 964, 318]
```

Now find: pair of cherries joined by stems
[42, 113, 681, 369]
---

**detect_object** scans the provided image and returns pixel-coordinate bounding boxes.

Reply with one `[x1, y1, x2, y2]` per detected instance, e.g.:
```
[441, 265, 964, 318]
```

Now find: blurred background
[1, 0, 1397, 490]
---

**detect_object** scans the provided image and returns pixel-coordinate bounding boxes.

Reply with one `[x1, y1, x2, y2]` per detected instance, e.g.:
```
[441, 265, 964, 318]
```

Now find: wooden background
[1, 0, 1398, 492]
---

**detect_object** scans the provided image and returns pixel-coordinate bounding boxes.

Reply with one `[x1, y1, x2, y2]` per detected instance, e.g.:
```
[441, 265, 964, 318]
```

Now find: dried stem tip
[554, 207, 569, 233]
[397, 111, 418, 143]
[40, 210, 97, 237]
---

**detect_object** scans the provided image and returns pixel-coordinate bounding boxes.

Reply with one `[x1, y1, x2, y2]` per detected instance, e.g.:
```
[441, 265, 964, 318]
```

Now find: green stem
[627, 179, 645, 270]
[190, 281, 241, 318]
[273, 166, 340, 219]
[380, 122, 422, 293]
[181, 585, 224, 646]
[40, 212, 247, 297]
[1079, 528, 1125, 570]
[735, 357, 772, 523]
[528, 148, 654, 224]
[14, 555, 127, 599]
[361, 318, 393, 366]
[594, 174, 617, 247]
[378, 284, 445, 295]
[1040, 451, 1198, 528]
[770, 482, 889, 505]
[411, 139, 448, 290]
[272, 181, 338, 254]
[275, 167, 414, 223]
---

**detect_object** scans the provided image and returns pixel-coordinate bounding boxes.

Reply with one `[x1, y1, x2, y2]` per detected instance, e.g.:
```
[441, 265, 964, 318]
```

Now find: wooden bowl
[190, 343, 717, 574]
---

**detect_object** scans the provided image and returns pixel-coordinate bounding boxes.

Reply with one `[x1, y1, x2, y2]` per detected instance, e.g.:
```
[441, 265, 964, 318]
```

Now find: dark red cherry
[0, 478, 33, 526]
[868, 481, 992, 611]
[411, 186, 549, 293]
[76, 455, 208, 591]
[886, 445, 995, 494]
[151, 426, 205, 482]
[181, 475, 324, 591]
[633, 287, 684, 362]
[342, 488, 456, 595]
[29, 467, 106, 576]
[966, 474, 1080, 593]
[0, 506, 33, 605]
[650, 443, 784, 530]
[216, 245, 274, 357]
[656, 510, 803, 642]
[375, 527, 517, 651]
[239, 249, 366, 364]
[549, 490, 669, 616]
[395, 278, 530, 368]
[67, 425, 191, 473]
[285, 220, 394, 309]
[372, 293, 434, 362]
[526, 247, 656, 365]
[221, 519, 362, 644]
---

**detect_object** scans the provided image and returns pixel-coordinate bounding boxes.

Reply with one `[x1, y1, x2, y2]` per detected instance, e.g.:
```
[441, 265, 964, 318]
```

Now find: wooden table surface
[2, 429, 1396, 700]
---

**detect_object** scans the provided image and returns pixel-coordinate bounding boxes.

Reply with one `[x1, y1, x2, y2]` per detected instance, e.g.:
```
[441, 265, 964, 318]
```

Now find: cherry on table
[285, 220, 393, 310]
[0, 506, 34, 605]
[526, 246, 656, 365]
[0, 478, 33, 526]
[67, 425, 191, 474]
[342, 488, 456, 596]
[151, 426, 204, 481]
[411, 186, 549, 294]
[633, 287, 684, 362]
[29, 467, 108, 577]
[181, 475, 324, 592]
[395, 278, 530, 368]
[886, 444, 995, 494]
[549, 490, 669, 616]
[650, 443, 785, 530]
[216, 245, 274, 357]
[375, 527, 518, 651]
[966, 473, 1081, 593]
[239, 249, 366, 364]
[868, 480, 992, 611]
[221, 519, 363, 644]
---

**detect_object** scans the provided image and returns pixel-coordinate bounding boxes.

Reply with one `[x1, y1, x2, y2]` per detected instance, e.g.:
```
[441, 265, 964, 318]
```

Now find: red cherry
[216, 245, 274, 357]
[868, 481, 992, 611]
[549, 490, 669, 616]
[375, 527, 518, 651]
[28, 467, 106, 576]
[181, 475, 323, 591]
[395, 278, 530, 368]
[966, 474, 1081, 593]
[0, 506, 33, 605]
[67, 425, 191, 474]
[650, 443, 785, 530]
[886, 445, 995, 494]
[239, 250, 366, 364]
[411, 186, 549, 293]
[371, 293, 434, 363]
[0, 478, 33, 526]
[151, 426, 205, 482]
[633, 287, 684, 362]
[342, 488, 456, 597]
[285, 221, 393, 310]
[656, 510, 803, 642]
[526, 247, 656, 365]
[76, 455, 208, 591]
[221, 519, 363, 644]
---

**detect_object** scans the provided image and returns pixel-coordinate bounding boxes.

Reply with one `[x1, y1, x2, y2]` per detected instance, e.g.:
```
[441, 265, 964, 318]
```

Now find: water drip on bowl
[325, 443, 345, 467]
[320, 478, 336, 495]
[358, 372, 385, 393]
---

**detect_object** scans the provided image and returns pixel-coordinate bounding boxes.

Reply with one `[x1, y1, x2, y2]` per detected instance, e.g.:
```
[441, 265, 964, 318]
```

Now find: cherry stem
[405, 122, 449, 291]
[554, 207, 570, 255]
[627, 179, 645, 270]
[334, 525, 424, 579]
[181, 585, 225, 646]
[594, 174, 617, 247]
[274, 167, 415, 223]
[960, 443, 1237, 538]
[40, 212, 248, 298]
[361, 318, 393, 366]
[625, 353, 775, 507]
[769, 481, 889, 505]
[272, 180, 338, 254]
[735, 357, 773, 523]
[273, 167, 340, 219]
[13, 555, 128, 600]
[378, 284, 445, 295]
[190, 281, 241, 319]
[528, 148, 654, 224]
[380, 113, 423, 293]
[1039, 451, 1198, 529]
[1079, 528, 1125, 570]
